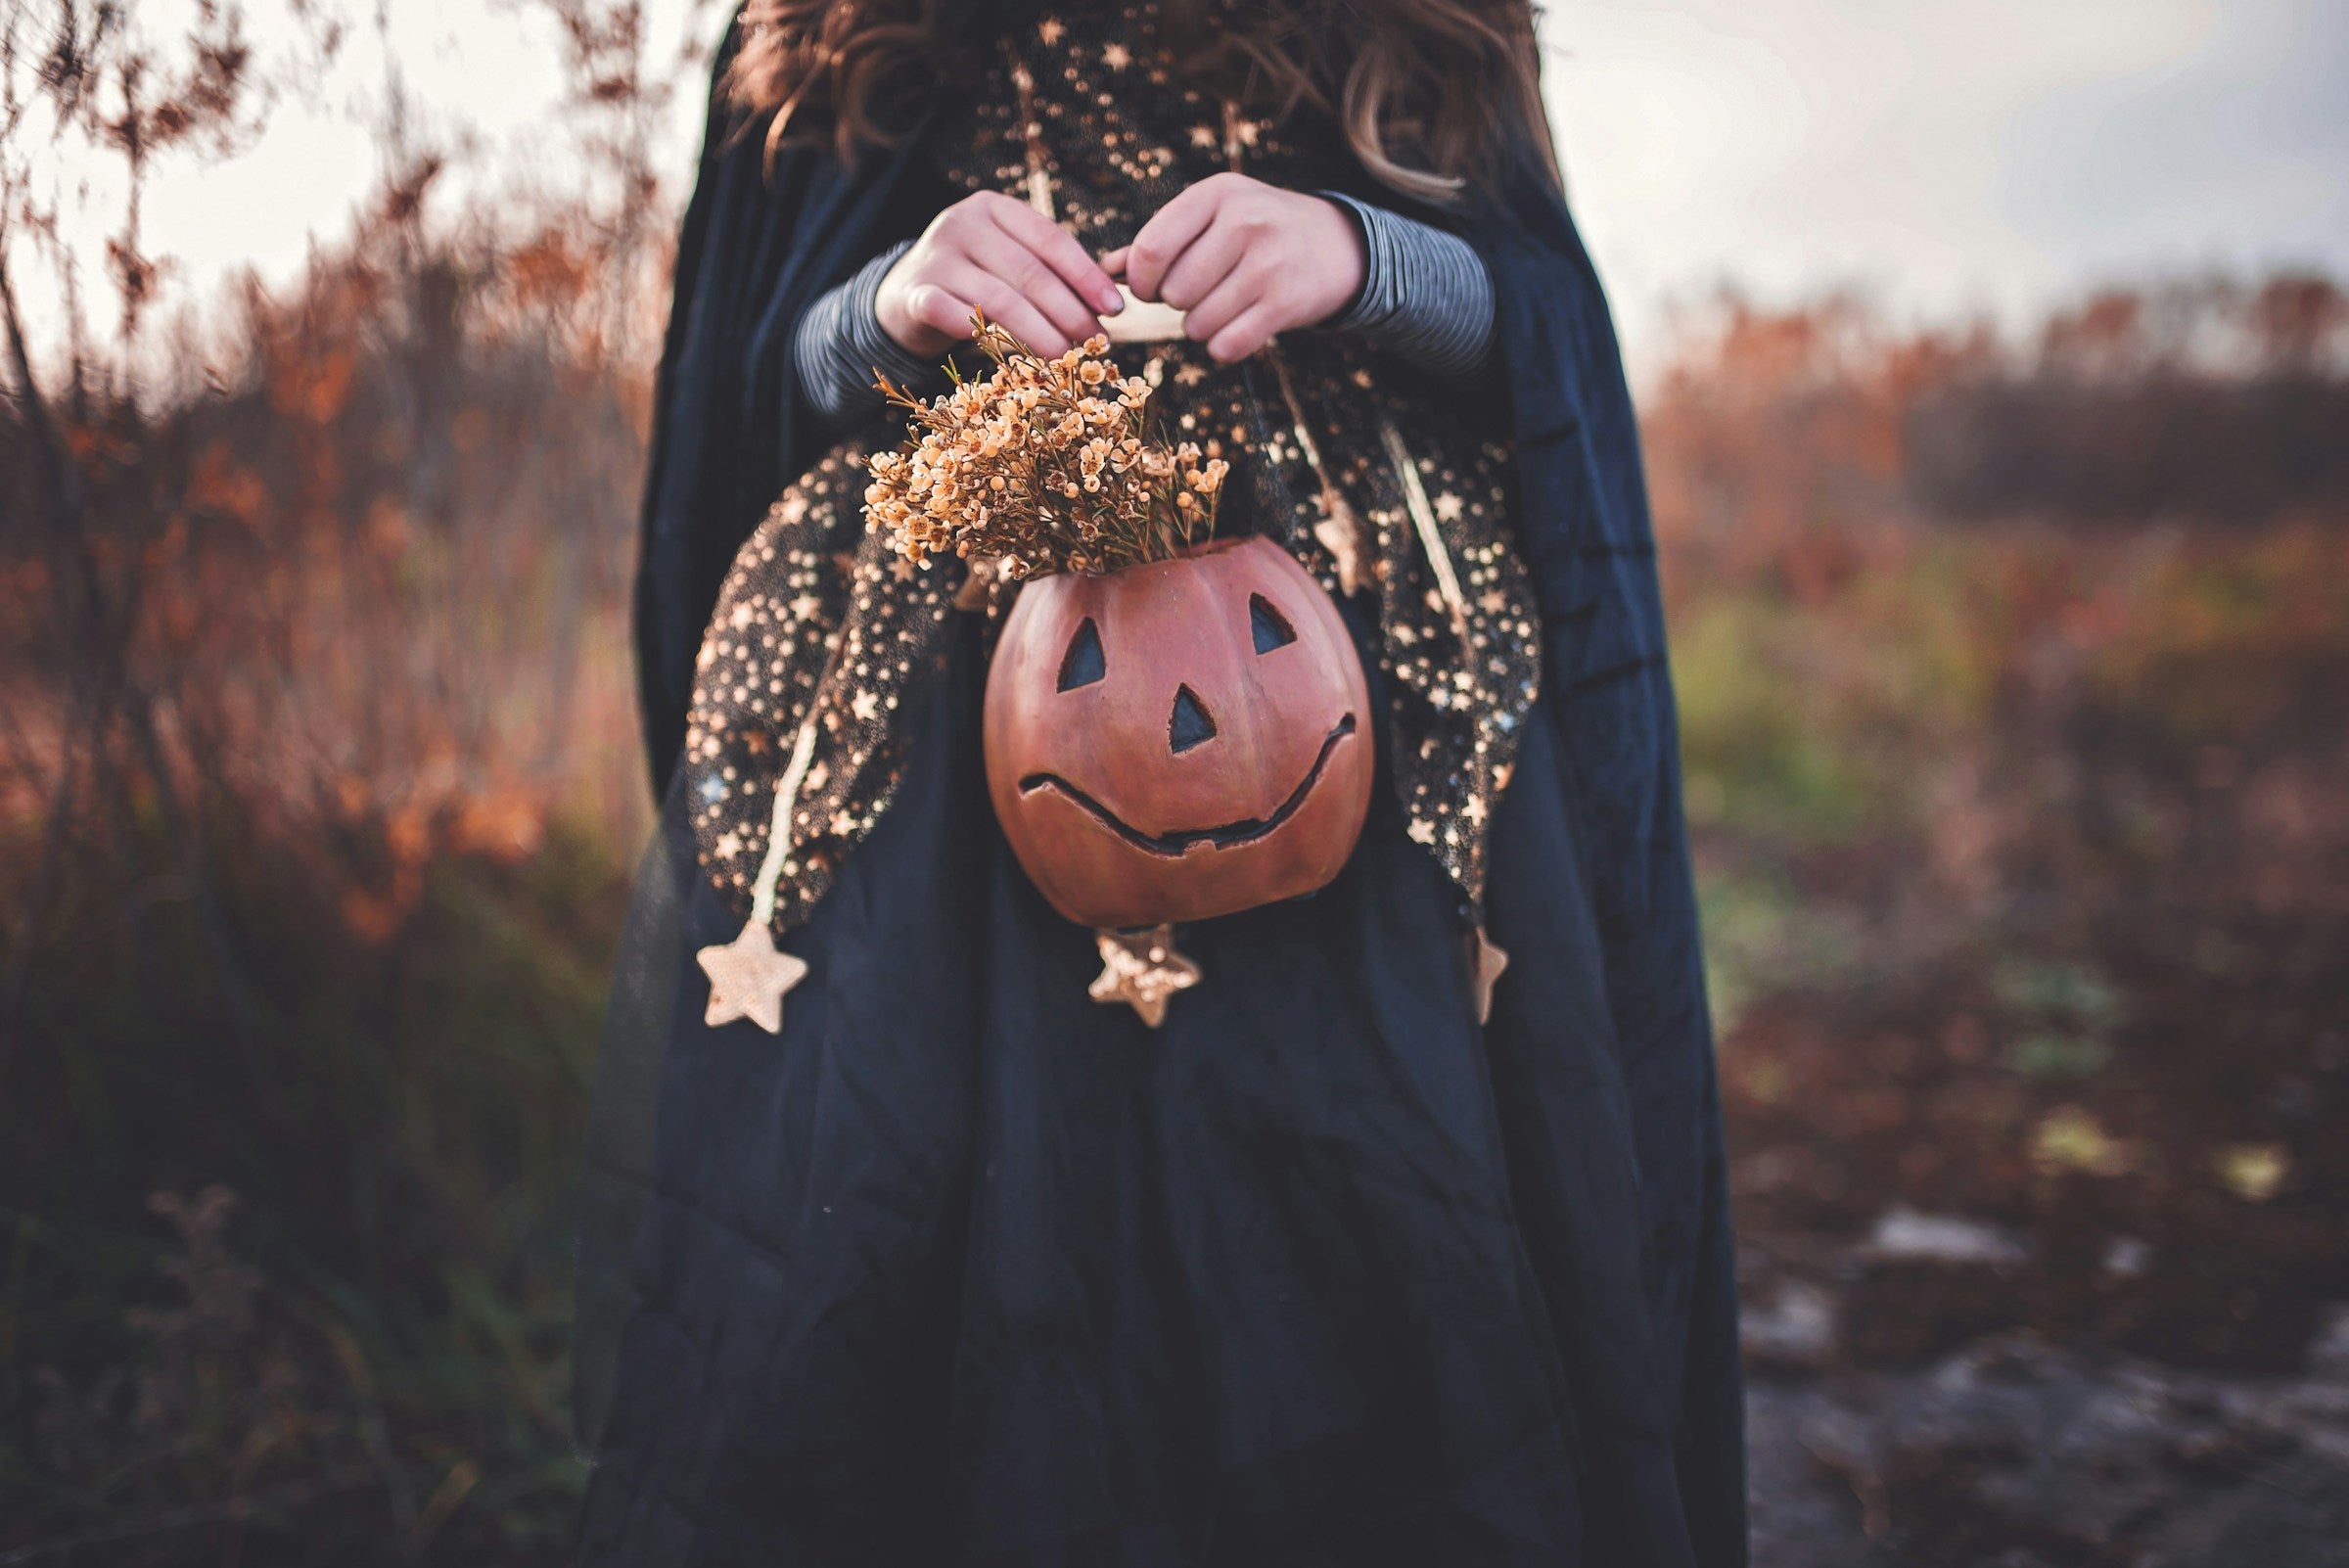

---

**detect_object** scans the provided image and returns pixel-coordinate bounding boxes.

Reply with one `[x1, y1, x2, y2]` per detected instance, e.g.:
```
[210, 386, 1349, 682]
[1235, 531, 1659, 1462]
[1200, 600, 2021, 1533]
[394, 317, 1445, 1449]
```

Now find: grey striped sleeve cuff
[793, 239, 941, 430]
[1317, 192, 1497, 381]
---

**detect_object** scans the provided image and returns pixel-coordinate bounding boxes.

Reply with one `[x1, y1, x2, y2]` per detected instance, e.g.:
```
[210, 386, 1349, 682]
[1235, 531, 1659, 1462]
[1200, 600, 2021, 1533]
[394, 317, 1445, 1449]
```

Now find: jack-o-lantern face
[984, 535, 1373, 929]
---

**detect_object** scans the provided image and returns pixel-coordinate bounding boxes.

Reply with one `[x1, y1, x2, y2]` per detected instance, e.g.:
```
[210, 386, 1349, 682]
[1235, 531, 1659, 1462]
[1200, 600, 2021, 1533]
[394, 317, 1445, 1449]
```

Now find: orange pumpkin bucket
[984, 534, 1372, 929]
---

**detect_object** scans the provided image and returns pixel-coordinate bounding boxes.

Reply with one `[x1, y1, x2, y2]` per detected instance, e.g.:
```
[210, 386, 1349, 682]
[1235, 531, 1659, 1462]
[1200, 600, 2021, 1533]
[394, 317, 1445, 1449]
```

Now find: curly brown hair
[725, 0, 1559, 201]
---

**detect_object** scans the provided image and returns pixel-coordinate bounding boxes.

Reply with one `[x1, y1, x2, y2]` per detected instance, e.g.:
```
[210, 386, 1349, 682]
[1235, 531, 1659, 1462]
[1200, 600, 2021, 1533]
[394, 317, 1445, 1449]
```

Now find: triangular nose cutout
[1169, 685, 1217, 754]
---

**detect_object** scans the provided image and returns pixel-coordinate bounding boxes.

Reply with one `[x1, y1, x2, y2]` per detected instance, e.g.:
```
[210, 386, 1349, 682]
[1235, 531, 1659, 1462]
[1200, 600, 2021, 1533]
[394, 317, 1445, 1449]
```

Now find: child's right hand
[877, 191, 1124, 360]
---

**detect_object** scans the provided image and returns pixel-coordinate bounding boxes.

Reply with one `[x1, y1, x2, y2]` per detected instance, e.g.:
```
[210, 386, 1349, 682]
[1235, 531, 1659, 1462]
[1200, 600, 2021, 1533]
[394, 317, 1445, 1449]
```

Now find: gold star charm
[1466, 926, 1509, 1025]
[697, 917, 809, 1036]
[1089, 924, 1201, 1028]
[1313, 493, 1372, 597]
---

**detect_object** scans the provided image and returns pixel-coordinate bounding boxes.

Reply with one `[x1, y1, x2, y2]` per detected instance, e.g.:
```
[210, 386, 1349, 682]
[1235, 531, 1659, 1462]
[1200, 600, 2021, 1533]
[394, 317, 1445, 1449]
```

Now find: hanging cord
[1218, 101, 1374, 591]
[747, 707, 823, 930]
[747, 621, 854, 932]
[1012, 62, 1055, 218]
[1377, 416, 1471, 644]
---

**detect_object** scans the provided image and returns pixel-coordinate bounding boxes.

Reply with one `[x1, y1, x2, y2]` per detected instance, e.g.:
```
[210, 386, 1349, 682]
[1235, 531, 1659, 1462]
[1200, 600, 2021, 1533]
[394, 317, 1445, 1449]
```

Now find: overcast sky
[23, 0, 2349, 376]
[1543, 0, 2349, 363]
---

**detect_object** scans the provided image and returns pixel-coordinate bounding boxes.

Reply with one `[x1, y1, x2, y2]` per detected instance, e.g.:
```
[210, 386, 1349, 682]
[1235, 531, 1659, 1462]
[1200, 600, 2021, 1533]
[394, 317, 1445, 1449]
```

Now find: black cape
[589, 22, 1744, 1566]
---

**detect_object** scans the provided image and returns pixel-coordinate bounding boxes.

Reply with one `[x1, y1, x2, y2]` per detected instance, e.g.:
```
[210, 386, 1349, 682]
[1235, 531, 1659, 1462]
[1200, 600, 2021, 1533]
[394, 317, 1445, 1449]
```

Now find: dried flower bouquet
[864, 315, 1230, 578]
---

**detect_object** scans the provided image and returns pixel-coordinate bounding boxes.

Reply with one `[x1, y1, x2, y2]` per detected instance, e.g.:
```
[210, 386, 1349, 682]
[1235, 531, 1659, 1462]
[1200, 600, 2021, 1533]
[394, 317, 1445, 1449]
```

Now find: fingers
[961, 223, 1105, 348]
[1176, 254, 1282, 347]
[940, 262, 1077, 356]
[1122, 175, 1231, 301]
[987, 196, 1125, 316]
[902, 281, 981, 347]
[911, 191, 1119, 352]
[1204, 300, 1285, 364]
[1154, 219, 1249, 313]
[907, 177, 1314, 364]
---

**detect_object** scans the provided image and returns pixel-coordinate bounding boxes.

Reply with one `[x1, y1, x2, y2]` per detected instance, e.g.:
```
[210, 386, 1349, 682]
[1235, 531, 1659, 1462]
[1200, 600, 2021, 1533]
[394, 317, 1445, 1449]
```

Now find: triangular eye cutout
[1169, 685, 1217, 753]
[1249, 594, 1296, 654]
[1057, 618, 1106, 691]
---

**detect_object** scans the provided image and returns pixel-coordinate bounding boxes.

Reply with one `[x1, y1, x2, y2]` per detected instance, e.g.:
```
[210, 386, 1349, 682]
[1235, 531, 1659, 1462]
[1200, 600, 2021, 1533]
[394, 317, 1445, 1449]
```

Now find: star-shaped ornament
[1466, 926, 1510, 1025]
[1089, 924, 1201, 1028]
[1313, 494, 1372, 597]
[698, 917, 809, 1036]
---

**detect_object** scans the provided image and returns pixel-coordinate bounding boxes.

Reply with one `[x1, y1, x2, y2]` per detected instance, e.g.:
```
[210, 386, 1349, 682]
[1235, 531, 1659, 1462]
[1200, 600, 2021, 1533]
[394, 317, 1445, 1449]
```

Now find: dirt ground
[1745, 1325, 2349, 1566]
[1720, 885, 2349, 1564]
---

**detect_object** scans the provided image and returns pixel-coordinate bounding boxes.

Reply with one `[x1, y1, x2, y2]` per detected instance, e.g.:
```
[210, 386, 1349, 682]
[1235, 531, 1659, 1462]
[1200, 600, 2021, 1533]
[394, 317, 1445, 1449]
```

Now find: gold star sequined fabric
[686, 1, 1541, 934]
[683, 449, 958, 935]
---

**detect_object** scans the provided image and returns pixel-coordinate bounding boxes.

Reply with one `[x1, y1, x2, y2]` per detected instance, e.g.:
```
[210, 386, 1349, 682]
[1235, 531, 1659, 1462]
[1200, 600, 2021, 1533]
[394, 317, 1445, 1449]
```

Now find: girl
[577, 2, 1745, 1562]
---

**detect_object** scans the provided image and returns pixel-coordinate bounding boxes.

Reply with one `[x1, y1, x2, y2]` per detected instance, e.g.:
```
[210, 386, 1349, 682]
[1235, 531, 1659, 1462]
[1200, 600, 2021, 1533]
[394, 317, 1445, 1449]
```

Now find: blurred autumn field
[6, 35, 2349, 1561]
[1654, 281, 2349, 1366]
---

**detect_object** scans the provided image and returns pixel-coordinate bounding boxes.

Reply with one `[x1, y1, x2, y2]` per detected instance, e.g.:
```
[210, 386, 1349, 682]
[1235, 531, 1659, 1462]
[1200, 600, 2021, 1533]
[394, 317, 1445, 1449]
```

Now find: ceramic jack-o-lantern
[984, 535, 1373, 929]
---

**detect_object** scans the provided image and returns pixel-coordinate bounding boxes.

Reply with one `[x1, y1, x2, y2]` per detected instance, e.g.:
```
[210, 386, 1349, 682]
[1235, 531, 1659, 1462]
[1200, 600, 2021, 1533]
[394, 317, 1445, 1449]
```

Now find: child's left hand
[1103, 173, 1366, 364]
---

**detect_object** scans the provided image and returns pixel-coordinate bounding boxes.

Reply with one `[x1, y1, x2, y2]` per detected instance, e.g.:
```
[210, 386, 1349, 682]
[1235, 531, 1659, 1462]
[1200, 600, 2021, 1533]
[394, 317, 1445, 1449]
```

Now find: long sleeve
[1318, 192, 1497, 380]
[792, 240, 945, 431]
[794, 199, 1499, 429]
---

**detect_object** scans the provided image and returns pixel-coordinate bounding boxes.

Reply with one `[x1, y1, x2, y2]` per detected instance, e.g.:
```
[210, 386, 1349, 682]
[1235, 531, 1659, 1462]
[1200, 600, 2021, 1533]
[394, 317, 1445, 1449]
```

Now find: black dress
[577, 6, 1746, 1564]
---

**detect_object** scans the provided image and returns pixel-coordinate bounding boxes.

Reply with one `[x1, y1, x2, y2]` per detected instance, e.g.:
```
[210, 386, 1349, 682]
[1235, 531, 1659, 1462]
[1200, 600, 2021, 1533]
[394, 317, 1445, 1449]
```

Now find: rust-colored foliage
[0, 1, 684, 1556]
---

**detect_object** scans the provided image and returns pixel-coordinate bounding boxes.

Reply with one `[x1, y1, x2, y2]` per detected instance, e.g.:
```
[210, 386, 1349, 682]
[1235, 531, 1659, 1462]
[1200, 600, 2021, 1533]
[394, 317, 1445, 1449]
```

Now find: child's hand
[1104, 173, 1367, 363]
[878, 191, 1127, 359]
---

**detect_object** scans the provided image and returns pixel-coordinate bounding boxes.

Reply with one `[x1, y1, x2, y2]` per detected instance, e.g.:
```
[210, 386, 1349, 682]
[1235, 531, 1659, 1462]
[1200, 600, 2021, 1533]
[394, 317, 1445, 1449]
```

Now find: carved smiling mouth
[1018, 715, 1359, 858]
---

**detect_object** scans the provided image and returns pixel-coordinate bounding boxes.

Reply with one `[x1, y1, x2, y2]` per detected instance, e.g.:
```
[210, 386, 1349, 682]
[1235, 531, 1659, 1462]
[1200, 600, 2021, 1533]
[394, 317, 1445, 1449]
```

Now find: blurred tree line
[1912, 278, 2349, 525]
